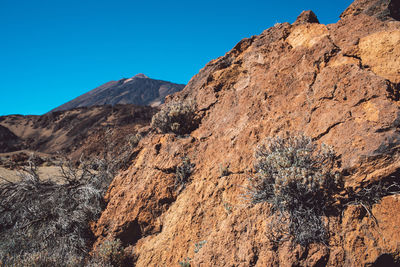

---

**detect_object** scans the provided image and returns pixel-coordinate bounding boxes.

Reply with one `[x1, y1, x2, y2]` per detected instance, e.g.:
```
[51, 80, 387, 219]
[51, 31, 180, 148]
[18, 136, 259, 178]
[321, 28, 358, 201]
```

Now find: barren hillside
[51, 74, 185, 112]
[0, 104, 156, 159]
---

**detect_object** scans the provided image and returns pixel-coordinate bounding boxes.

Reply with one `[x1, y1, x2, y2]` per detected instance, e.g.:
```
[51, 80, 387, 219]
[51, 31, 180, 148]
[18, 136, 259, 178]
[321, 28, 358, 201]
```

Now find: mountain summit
[133, 73, 149, 79]
[50, 74, 185, 112]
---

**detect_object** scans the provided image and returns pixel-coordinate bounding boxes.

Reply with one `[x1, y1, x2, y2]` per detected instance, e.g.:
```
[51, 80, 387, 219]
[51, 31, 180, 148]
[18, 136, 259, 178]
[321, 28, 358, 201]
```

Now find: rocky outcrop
[293, 10, 320, 25]
[51, 74, 185, 112]
[340, 0, 400, 21]
[93, 0, 400, 266]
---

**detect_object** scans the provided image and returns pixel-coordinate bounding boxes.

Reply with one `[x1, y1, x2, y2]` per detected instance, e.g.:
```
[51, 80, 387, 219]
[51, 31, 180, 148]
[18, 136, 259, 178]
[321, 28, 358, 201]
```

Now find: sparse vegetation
[89, 238, 132, 267]
[244, 134, 341, 246]
[345, 180, 400, 225]
[219, 164, 231, 177]
[0, 149, 126, 266]
[94, 128, 137, 172]
[0, 251, 82, 267]
[175, 156, 195, 191]
[178, 240, 206, 266]
[151, 100, 198, 135]
[223, 202, 233, 214]
[127, 133, 142, 148]
[179, 257, 192, 267]
[194, 240, 207, 253]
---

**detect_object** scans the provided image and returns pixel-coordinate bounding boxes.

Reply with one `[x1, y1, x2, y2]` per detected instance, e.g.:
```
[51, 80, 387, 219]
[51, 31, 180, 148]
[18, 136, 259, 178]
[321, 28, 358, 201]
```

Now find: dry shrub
[126, 133, 142, 148]
[89, 239, 133, 267]
[244, 135, 341, 246]
[245, 134, 400, 248]
[345, 179, 400, 225]
[175, 156, 195, 192]
[151, 100, 198, 135]
[0, 154, 117, 266]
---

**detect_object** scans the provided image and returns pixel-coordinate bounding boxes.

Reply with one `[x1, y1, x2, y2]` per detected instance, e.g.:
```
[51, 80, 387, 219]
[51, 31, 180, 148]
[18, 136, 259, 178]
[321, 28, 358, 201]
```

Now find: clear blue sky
[0, 0, 353, 115]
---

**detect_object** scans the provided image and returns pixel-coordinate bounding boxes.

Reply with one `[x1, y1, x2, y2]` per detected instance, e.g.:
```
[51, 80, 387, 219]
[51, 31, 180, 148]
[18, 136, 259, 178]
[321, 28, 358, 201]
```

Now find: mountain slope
[0, 104, 156, 158]
[51, 74, 185, 112]
[0, 125, 22, 153]
[92, 0, 400, 266]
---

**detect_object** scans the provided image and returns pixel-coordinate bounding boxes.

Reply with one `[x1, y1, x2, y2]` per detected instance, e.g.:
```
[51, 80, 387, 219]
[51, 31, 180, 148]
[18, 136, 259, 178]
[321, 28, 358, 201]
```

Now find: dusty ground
[0, 150, 80, 183]
[0, 167, 21, 182]
[0, 166, 67, 183]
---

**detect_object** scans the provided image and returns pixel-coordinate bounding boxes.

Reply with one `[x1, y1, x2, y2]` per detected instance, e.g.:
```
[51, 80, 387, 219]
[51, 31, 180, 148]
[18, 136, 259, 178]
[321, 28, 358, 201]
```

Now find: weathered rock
[293, 10, 320, 25]
[93, 0, 400, 266]
[357, 30, 400, 83]
[340, 0, 400, 21]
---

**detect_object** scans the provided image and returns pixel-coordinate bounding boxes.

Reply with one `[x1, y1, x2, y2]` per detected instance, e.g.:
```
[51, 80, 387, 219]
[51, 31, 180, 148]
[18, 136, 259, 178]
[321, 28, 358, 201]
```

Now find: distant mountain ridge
[0, 104, 156, 156]
[50, 74, 185, 112]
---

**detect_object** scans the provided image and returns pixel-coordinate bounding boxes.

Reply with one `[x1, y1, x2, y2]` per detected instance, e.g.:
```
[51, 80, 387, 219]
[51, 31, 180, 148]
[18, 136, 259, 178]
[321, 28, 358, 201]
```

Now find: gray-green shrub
[89, 239, 132, 267]
[175, 157, 195, 192]
[127, 133, 142, 148]
[151, 100, 198, 135]
[245, 135, 341, 246]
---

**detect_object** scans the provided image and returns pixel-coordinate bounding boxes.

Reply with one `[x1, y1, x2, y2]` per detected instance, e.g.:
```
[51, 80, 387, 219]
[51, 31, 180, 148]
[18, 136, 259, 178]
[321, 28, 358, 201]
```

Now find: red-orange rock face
[93, 1, 400, 265]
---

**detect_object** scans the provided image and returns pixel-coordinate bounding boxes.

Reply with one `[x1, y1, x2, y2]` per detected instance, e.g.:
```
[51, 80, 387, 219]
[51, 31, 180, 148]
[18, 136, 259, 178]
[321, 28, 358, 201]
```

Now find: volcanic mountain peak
[133, 73, 149, 79]
[123, 73, 150, 84]
[50, 74, 185, 112]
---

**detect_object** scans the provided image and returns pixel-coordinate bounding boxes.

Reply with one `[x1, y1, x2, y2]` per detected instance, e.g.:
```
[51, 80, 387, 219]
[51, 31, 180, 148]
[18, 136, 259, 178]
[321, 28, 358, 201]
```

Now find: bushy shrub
[245, 135, 341, 246]
[0, 156, 115, 266]
[151, 100, 198, 135]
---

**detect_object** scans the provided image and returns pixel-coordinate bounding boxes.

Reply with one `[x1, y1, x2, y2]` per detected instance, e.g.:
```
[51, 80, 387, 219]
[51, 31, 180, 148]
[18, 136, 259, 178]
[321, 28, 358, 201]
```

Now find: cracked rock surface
[93, 1, 400, 266]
